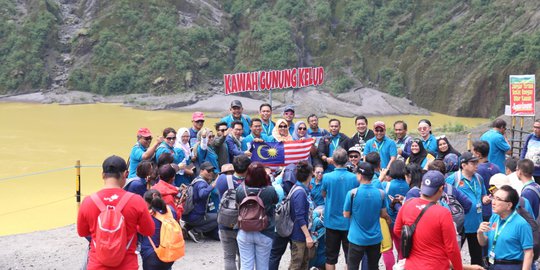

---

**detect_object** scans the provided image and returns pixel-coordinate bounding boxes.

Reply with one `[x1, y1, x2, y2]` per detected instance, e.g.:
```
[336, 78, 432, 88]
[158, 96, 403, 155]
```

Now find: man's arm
[522, 249, 533, 270]
[142, 137, 164, 160]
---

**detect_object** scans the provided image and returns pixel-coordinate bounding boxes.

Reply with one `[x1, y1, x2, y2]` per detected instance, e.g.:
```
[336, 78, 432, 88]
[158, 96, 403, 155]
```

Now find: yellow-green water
[0, 102, 488, 236]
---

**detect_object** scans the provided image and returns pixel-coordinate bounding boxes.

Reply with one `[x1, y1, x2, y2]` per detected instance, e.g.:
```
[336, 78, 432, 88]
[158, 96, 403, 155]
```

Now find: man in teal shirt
[363, 121, 397, 170]
[128, 128, 163, 179]
[220, 100, 251, 137]
[480, 118, 511, 171]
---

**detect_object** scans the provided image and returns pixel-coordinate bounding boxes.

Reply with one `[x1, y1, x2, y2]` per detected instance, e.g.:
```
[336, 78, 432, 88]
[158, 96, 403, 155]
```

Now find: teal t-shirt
[322, 168, 359, 230]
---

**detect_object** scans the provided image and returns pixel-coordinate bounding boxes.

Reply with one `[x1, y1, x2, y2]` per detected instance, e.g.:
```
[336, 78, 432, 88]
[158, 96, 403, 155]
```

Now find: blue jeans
[237, 230, 273, 270]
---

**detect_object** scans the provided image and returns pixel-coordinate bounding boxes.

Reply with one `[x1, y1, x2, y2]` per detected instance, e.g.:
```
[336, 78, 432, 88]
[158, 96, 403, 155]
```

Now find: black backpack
[401, 202, 435, 258]
[440, 184, 465, 234]
[217, 175, 238, 228]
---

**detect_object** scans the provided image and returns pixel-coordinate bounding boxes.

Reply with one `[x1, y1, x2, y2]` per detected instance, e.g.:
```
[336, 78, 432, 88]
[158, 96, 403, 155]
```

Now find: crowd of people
[76, 100, 540, 270]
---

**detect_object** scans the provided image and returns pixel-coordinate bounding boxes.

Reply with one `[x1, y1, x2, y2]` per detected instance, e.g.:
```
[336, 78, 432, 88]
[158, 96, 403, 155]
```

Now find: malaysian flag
[250, 139, 315, 167]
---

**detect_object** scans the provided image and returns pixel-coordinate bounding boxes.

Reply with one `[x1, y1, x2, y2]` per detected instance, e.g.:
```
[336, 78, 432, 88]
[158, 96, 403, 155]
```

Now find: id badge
[476, 203, 482, 214]
[488, 251, 495, 265]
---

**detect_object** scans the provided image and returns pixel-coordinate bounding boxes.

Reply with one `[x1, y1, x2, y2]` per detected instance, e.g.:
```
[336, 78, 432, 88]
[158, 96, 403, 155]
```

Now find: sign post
[508, 75, 536, 156]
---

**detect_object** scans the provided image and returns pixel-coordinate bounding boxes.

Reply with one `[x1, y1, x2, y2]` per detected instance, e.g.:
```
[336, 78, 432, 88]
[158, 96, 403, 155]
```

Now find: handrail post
[467, 133, 472, 151]
[76, 160, 81, 204]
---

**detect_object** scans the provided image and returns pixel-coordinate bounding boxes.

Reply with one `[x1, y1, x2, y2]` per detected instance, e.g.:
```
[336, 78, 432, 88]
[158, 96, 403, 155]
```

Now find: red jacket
[151, 180, 184, 218]
[77, 188, 154, 270]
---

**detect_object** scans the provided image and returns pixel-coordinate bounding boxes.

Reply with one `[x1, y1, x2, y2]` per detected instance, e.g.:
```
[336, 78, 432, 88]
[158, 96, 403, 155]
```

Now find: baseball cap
[200, 161, 216, 172]
[283, 105, 295, 113]
[374, 121, 386, 130]
[420, 170, 445, 196]
[356, 162, 374, 179]
[137, 127, 152, 137]
[460, 152, 478, 164]
[220, 163, 234, 174]
[489, 173, 510, 189]
[230, 100, 243, 108]
[348, 146, 362, 155]
[102, 155, 127, 174]
[192, 111, 205, 121]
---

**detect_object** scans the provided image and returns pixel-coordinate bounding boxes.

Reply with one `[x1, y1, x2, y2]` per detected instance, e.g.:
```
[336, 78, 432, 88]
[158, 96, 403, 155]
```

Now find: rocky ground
[0, 86, 430, 119]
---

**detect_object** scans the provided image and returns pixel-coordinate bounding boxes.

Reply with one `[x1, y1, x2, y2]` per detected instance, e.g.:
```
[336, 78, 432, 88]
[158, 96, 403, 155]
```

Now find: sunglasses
[436, 135, 447, 140]
[298, 127, 307, 131]
[208, 135, 215, 139]
[218, 129, 227, 132]
[143, 136, 152, 141]
[278, 125, 288, 129]
[349, 155, 359, 159]
[314, 171, 323, 174]
[195, 120, 205, 123]
[165, 137, 176, 141]
[418, 126, 429, 131]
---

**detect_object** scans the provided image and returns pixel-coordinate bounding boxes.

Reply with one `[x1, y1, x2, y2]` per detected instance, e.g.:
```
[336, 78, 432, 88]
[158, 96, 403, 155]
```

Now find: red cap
[374, 121, 386, 130]
[137, 128, 152, 137]
[192, 111, 205, 121]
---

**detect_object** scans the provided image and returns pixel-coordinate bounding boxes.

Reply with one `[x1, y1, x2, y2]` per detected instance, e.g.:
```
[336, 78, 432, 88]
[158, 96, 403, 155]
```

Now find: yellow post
[76, 160, 81, 204]
[467, 133, 472, 151]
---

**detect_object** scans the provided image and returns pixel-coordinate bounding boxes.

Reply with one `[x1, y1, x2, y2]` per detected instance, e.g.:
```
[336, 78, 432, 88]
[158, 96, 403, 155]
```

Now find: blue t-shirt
[344, 184, 384, 246]
[363, 136, 397, 169]
[446, 171, 486, 233]
[310, 178, 325, 207]
[155, 142, 183, 164]
[128, 143, 147, 179]
[421, 134, 438, 155]
[484, 211, 533, 261]
[477, 162, 500, 218]
[322, 168, 359, 230]
[480, 129, 510, 172]
[381, 179, 410, 221]
[220, 114, 252, 137]
[308, 127, 330, 147]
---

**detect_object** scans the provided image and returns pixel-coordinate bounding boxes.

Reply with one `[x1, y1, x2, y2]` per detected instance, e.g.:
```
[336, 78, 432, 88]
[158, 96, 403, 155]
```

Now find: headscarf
[272, 119, 293, 142]
[292, 121, 311, 140]
[408, 138, 428, 166]
[175, 127, 191, 159]
[436, 136, 460, 160]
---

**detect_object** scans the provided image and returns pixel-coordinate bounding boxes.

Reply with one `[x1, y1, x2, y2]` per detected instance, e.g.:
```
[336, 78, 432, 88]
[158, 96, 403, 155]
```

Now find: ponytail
[144, 189, 168, 213]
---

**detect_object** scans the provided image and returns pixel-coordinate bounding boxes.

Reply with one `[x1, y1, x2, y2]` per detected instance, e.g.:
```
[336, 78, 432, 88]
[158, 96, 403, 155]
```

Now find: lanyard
[375, 139, 385, 153]
[462, 175, 480, 199]
[423, 136, 431, 149]
[262, 122, 271, 136]
[331, 136, 340, 150]
[491, 211, 517, 253]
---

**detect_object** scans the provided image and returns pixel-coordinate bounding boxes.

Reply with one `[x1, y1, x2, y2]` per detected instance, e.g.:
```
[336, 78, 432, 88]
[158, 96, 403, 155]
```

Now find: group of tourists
[76, 99, 540, 270]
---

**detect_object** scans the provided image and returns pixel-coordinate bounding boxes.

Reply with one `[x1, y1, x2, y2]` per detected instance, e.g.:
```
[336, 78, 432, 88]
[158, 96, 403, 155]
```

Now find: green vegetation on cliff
[0, 0, 538, 117]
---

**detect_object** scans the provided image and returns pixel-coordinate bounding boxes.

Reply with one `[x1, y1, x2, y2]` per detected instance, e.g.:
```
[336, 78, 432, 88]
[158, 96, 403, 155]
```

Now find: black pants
[325, 228, 349, 265]
[462, 233, 484, 266]
[347, 242, 381, 270]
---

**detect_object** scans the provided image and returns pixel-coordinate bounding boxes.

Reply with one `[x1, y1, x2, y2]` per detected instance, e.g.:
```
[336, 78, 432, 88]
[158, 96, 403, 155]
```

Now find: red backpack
[90, 192, 135, 267]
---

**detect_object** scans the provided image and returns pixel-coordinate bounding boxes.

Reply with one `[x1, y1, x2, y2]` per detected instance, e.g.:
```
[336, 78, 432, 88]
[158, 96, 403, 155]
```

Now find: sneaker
[187, 229, 200, 243]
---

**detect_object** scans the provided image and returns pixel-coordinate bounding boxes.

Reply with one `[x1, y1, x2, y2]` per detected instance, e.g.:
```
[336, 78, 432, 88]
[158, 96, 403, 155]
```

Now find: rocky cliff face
[0, 0, 539, 117]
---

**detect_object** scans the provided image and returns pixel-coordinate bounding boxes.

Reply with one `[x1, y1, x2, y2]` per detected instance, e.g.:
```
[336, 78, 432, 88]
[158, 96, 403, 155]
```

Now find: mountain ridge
[0, 0, 538, 117]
